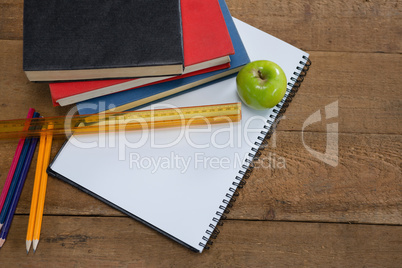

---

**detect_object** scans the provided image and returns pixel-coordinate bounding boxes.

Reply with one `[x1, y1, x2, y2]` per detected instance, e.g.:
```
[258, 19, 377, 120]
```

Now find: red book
[50, 0, 234, 106]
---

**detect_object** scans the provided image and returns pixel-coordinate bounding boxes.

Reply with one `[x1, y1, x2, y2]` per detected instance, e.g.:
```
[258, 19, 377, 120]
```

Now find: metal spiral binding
[199, 56, 311, 250]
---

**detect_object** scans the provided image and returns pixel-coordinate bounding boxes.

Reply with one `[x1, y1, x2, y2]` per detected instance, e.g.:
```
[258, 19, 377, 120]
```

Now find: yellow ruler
[0, 103, 241, 139]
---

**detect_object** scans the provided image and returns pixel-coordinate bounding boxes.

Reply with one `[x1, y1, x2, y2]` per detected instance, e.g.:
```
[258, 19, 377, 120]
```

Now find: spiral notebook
[48, 18, 310, 252]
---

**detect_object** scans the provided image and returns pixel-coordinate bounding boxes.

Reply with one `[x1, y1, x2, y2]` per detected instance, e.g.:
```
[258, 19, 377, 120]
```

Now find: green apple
[236, 60, 287, 110]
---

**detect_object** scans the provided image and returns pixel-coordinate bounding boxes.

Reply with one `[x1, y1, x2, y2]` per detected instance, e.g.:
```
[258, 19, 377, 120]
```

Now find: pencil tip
[26, 240, 32, 253]
[0, 238, 5, 248]
[32, 239, 39, 252]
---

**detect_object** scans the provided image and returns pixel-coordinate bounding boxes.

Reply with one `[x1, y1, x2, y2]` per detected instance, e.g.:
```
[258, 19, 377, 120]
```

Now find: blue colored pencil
[0, 112, 39, 231]
[0, 135, 32, 230]
[0, 130, 39, 247]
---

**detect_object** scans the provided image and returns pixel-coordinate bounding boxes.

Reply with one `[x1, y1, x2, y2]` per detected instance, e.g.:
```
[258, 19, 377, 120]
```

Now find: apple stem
[258, 69, 265, 80]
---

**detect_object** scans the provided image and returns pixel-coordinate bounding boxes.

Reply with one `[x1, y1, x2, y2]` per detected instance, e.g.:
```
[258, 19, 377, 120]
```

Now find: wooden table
[0, 0, 401, 266]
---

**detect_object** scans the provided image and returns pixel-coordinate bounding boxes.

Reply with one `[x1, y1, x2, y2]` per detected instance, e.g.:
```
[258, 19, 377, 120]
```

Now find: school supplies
[0, 103, 241, 139]
[32, 124, 53, 252]
[25, 127, 47, 252]
[48, 18, 311, 252]
[0, 112, 40, 248]
[0, 109, 35, 212]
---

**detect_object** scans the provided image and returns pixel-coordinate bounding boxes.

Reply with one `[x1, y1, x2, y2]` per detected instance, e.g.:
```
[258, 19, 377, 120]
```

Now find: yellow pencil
[25, 130, 46, 253]
[32, 125, 53, 252]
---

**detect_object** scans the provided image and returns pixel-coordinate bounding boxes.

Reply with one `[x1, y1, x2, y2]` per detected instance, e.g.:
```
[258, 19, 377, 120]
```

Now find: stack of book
[21, 0, 311, 253]
[23, 0, 250, 112]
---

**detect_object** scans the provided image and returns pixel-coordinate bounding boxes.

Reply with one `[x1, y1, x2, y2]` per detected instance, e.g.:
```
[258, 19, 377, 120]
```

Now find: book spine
[199, 56, 312, 250]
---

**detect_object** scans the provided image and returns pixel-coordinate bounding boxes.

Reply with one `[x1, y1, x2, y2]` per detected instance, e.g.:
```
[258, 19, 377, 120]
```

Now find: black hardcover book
[23, 0, 184, 82]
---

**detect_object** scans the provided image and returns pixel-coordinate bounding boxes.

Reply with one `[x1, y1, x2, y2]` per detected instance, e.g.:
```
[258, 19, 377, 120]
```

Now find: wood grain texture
[0, 216, 400, 267]
[226, 0, 402, 53]
[1, 0, 401, 53]
[232, 131, 402, 225]
[281, 51, 402, 135]
[0, 0, 23, 40]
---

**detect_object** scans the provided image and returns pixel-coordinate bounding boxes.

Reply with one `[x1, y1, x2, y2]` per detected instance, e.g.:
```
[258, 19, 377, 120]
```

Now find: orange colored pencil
[32, 125, 53, 252]
[25, 130, 46, 253]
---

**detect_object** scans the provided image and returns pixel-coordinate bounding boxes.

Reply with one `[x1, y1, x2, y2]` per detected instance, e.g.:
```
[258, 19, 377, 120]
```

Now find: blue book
[77, 0, 250, 115]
